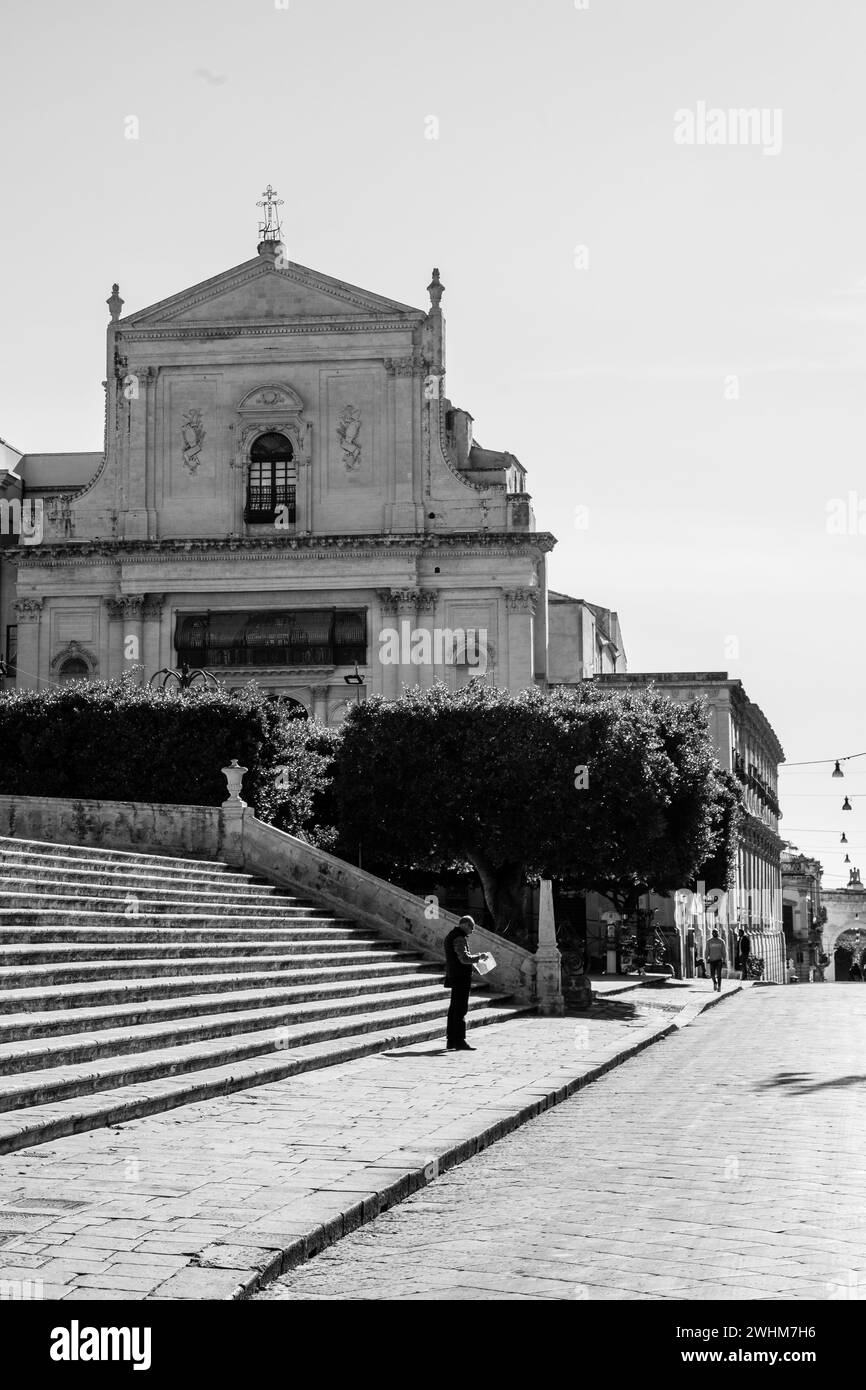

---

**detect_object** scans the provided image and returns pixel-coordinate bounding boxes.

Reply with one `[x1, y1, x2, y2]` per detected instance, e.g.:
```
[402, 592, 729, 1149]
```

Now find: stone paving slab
[0, 979, 741, 1300]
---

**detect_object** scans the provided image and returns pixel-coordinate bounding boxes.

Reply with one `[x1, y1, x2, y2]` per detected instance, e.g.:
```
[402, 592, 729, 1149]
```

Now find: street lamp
[343, 662, 365, 706]
[342, 663, 366, 869]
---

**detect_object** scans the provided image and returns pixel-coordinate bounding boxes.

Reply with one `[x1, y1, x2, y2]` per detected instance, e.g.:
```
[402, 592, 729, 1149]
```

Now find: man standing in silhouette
[738, 927, 752, 981]
[706, 928, 727, 992]
[444, 915, 485, 1051]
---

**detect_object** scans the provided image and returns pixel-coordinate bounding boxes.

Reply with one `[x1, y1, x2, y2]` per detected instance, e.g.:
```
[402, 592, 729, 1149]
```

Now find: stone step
[0, 1000, 532, 1156]
[0, 876, 335, 910]
[0, 934, 393, 966]
[0, 980, 456, 1073]
[0, 956, 432, 1014]
[0, 945, 409, 990]
[0, 967, 447, 1042]
[0, 836, 530, 1151]
[0, 908, 354, 930]
[0, 836, 243, 873]
[0, 991, 511, 1113]
[0, 849, 305, 893]
[0, 923, 365, 945]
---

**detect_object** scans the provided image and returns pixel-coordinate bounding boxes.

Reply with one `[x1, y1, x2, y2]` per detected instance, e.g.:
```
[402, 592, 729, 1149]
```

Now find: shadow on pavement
[756, 1070, 866, 1095]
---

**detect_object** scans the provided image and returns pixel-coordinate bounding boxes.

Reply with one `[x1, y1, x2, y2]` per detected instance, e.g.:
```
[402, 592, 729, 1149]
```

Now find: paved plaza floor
[0, 979, 737, 1299]
[259, 986, 866, 1301]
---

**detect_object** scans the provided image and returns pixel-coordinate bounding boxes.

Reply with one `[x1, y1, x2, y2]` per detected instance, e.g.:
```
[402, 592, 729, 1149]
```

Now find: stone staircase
[0, 836, 530, 1154]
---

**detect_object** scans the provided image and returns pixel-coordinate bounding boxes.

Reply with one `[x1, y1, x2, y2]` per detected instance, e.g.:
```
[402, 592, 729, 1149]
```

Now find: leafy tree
[0, 679, 337, 843]
[329, 681, 729, 939]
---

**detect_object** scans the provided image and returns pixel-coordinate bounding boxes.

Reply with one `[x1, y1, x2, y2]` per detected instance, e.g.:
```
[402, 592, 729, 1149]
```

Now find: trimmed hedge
[0, 680, 338, 844]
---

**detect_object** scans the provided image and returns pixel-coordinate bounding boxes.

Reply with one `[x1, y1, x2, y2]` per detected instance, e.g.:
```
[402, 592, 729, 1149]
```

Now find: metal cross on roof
[257, 184, 284, 241]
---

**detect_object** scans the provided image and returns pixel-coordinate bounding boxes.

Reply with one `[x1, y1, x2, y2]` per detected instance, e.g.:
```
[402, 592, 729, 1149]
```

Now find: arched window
[267, 695, 308, 719]
[58, 657, 89, 684]
[245, 432, 296, 524]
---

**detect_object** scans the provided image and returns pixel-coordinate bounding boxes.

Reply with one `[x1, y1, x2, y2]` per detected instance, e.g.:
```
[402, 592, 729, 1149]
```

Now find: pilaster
[504, 587, 537, 692]
[12, 599, 43, 690]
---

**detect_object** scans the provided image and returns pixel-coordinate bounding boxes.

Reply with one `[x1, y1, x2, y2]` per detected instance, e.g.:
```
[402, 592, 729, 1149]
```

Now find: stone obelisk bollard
[535, 878, 565, 1015]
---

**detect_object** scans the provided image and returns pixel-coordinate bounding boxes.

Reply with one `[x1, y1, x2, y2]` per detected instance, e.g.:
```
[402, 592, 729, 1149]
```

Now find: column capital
[416, 589, 439, 613]
[105, 596, 143, 620]
[384, 354, 429, 377]
[504, 587, 537, 615]
[377, 587, 421, 613]
[141, 594, 165, 620]
[13, 598, 43, 623]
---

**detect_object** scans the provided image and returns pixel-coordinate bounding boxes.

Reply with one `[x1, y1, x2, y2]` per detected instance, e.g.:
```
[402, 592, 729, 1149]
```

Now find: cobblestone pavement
[0, 983, 726, 1299]
[260, 986, 866, 1301]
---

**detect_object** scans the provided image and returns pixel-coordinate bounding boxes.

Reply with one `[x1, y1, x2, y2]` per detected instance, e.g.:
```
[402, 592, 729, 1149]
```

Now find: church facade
[1, 210, 622, 718]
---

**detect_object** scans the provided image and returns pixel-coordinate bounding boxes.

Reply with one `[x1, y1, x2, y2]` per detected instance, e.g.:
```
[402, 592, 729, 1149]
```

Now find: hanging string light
[782, 751, 866, 772]
[841, 833, 848, 843]
[843, 797, 853, 811]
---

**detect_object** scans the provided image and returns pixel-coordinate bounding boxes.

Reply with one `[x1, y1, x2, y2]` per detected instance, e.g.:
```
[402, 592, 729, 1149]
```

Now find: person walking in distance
[738, 927, 752, 981]
[444, 915, 485, 1051]
[706, 928, 727, 992]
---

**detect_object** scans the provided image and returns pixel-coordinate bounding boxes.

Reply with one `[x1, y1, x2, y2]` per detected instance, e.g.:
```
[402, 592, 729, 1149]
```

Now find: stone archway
[822, 881, 866, 981]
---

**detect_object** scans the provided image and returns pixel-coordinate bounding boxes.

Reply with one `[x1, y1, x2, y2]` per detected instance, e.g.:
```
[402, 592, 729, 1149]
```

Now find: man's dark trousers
[446, 976, 472, 1047]
[709, 960, 723, 991]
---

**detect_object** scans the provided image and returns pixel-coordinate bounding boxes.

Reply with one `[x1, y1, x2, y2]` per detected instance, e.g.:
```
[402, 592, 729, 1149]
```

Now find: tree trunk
[466, 852, 527, 941]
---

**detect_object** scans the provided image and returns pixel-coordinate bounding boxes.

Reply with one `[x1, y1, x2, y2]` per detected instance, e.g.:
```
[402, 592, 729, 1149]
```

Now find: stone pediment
[121, 256, 425, 329]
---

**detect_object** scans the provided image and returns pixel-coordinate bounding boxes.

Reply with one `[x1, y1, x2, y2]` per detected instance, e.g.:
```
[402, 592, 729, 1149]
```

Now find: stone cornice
[120, 319, 419, 343]
[11, 532, 557, 567]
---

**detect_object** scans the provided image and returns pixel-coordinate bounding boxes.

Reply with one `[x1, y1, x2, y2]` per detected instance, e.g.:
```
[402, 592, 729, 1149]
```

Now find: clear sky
[2, 0, 864, 883]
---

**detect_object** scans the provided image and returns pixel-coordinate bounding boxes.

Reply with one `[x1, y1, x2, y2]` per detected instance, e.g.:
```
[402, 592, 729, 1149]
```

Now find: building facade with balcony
[780, 848, 824, 982]
[593, 671, 787, 984]
[1, 225, 608, 717]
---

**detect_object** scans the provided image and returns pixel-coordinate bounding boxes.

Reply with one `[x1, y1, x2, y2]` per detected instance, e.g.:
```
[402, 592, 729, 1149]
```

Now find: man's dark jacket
[443, 927, 473, 989]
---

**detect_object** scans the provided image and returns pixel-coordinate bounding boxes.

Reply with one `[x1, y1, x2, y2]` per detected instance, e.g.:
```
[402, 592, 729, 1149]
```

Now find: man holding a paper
[444, 916, 492, 1051]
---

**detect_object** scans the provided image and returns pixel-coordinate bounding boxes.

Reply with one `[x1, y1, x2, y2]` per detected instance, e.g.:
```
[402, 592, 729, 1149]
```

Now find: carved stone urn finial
[107, 284, 124, 321]
[427, 267, 444, 310]
[221, 758, 248, 806]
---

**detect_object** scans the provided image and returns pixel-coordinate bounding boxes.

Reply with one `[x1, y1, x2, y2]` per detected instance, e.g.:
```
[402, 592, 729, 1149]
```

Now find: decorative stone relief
[337, 405, 362, 470]
[181, 409, 206, 473]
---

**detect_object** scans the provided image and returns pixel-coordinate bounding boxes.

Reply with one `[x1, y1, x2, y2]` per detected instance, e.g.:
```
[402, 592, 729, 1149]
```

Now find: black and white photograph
[0, 0, 862, 1364]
